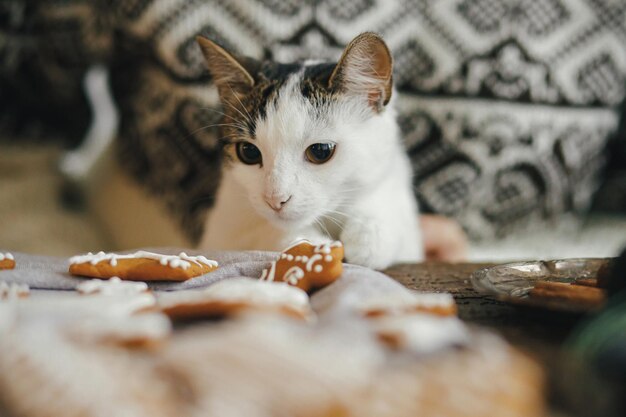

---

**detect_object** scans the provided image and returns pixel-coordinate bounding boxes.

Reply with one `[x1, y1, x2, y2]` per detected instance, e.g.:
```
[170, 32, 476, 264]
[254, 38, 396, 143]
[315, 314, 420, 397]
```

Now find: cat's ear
[329, 32, 393, 112]
[196, 36, 256, 101]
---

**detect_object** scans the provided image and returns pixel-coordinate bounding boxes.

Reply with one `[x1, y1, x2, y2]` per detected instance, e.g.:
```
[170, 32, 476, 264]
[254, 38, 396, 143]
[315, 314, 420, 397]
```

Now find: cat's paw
[341, 220, 395, 270]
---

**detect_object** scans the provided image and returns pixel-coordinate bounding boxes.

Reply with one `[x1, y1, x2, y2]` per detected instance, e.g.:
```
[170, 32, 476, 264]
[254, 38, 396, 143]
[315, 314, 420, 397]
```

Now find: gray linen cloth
[0, 248, 405, 302]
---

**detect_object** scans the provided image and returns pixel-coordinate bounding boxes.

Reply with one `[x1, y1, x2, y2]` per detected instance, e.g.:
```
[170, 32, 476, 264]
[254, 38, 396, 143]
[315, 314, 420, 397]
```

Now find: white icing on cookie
[0, 282, 29, 300]
[305, 254, 322, 272]
[359, 292, 455, 315]
[373, 314, 470, 354]
[158, 278, 311, 315]
[0, 252, 14, 262]
[313, 241, 342, 255]
[283, 266, 305, 286]
[14, 292, 155, 317]
[69, 251, 218, 270]
[77, 277, 149, 296]
[259, 261, 277, 282]
[66, 312, 171, 345]
[283, 239, 343, 255]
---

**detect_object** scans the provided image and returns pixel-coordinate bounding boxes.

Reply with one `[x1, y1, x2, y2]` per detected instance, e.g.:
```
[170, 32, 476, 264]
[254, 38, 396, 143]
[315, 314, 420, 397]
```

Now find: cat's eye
[305, 143, 336, 164]
[236, 142, 262, 165]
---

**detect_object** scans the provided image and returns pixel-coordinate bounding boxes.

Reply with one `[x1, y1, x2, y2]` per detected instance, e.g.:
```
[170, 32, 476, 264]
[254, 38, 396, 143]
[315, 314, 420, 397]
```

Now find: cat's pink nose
[266, 195, 291, 212]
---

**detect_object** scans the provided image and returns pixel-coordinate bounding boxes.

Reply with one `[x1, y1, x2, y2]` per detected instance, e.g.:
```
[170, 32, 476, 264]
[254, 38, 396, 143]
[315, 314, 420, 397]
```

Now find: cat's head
[197, 32, 399, 230]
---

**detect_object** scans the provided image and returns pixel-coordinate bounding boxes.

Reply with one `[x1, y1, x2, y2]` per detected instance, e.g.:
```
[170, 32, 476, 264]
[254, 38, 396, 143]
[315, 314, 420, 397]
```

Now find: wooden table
[384, 262, 622, 417]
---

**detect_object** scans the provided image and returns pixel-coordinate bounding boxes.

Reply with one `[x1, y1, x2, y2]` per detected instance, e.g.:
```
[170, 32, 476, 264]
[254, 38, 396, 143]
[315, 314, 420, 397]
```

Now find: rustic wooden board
[384, 262, 579, 343]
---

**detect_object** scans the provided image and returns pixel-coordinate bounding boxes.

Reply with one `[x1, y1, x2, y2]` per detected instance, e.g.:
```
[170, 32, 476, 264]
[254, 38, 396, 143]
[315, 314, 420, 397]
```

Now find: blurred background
[0, 0, 625, 259]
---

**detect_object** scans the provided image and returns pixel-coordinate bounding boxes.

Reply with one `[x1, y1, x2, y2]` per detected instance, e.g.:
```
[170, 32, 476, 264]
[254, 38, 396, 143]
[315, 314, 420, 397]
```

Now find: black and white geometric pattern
[2, 0, 626, 240]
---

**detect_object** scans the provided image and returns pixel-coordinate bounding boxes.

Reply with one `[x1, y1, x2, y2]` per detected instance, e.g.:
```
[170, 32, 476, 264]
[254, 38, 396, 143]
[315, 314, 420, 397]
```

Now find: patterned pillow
[4, 0, 626, 241]
[110, 0, 626, 241]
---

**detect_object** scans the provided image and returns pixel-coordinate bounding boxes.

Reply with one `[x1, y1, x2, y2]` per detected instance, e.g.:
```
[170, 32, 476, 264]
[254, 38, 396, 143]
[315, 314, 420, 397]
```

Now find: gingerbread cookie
[69, 251, 218, 281]
[260, 240, 343, 292]
[3, 284, 165, 347]
[573, 278, 598, 287]
[77, 277, 149, 296]
[528, 280, 605, 309]
[0, 252, 15, 270]
[158, 278, 314, 321]
[359, 291, 457, 318]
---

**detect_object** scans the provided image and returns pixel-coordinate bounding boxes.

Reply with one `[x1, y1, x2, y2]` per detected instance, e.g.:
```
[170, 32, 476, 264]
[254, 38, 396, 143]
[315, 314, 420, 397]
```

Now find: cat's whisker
[226, 82, 255, 123]
[325, 186, 370, 198]
[222, 99, 250, 124]
[322, 207, 349, 216]
[197, 107, 240, 123]
[222, 85, 253, 124]
[207, 111, 250, 129]
[323, 210, 347, 225]
[313, 217, 333, 238]
[321, 214, 345, 233]
[227, 82, 255, 125]
[313, 216, 325, 232]
[331, 190, 365, 200]
[323, 208, 369, 229]
[196, 109, 250, 135]
[334, 183, 370, 193]
[189, 123, 246, 137]
[181, 123, 243, 144]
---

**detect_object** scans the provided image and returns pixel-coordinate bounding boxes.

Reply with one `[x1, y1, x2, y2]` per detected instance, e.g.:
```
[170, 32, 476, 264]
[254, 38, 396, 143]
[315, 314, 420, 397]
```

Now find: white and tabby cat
[197, 33, 423, 269]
